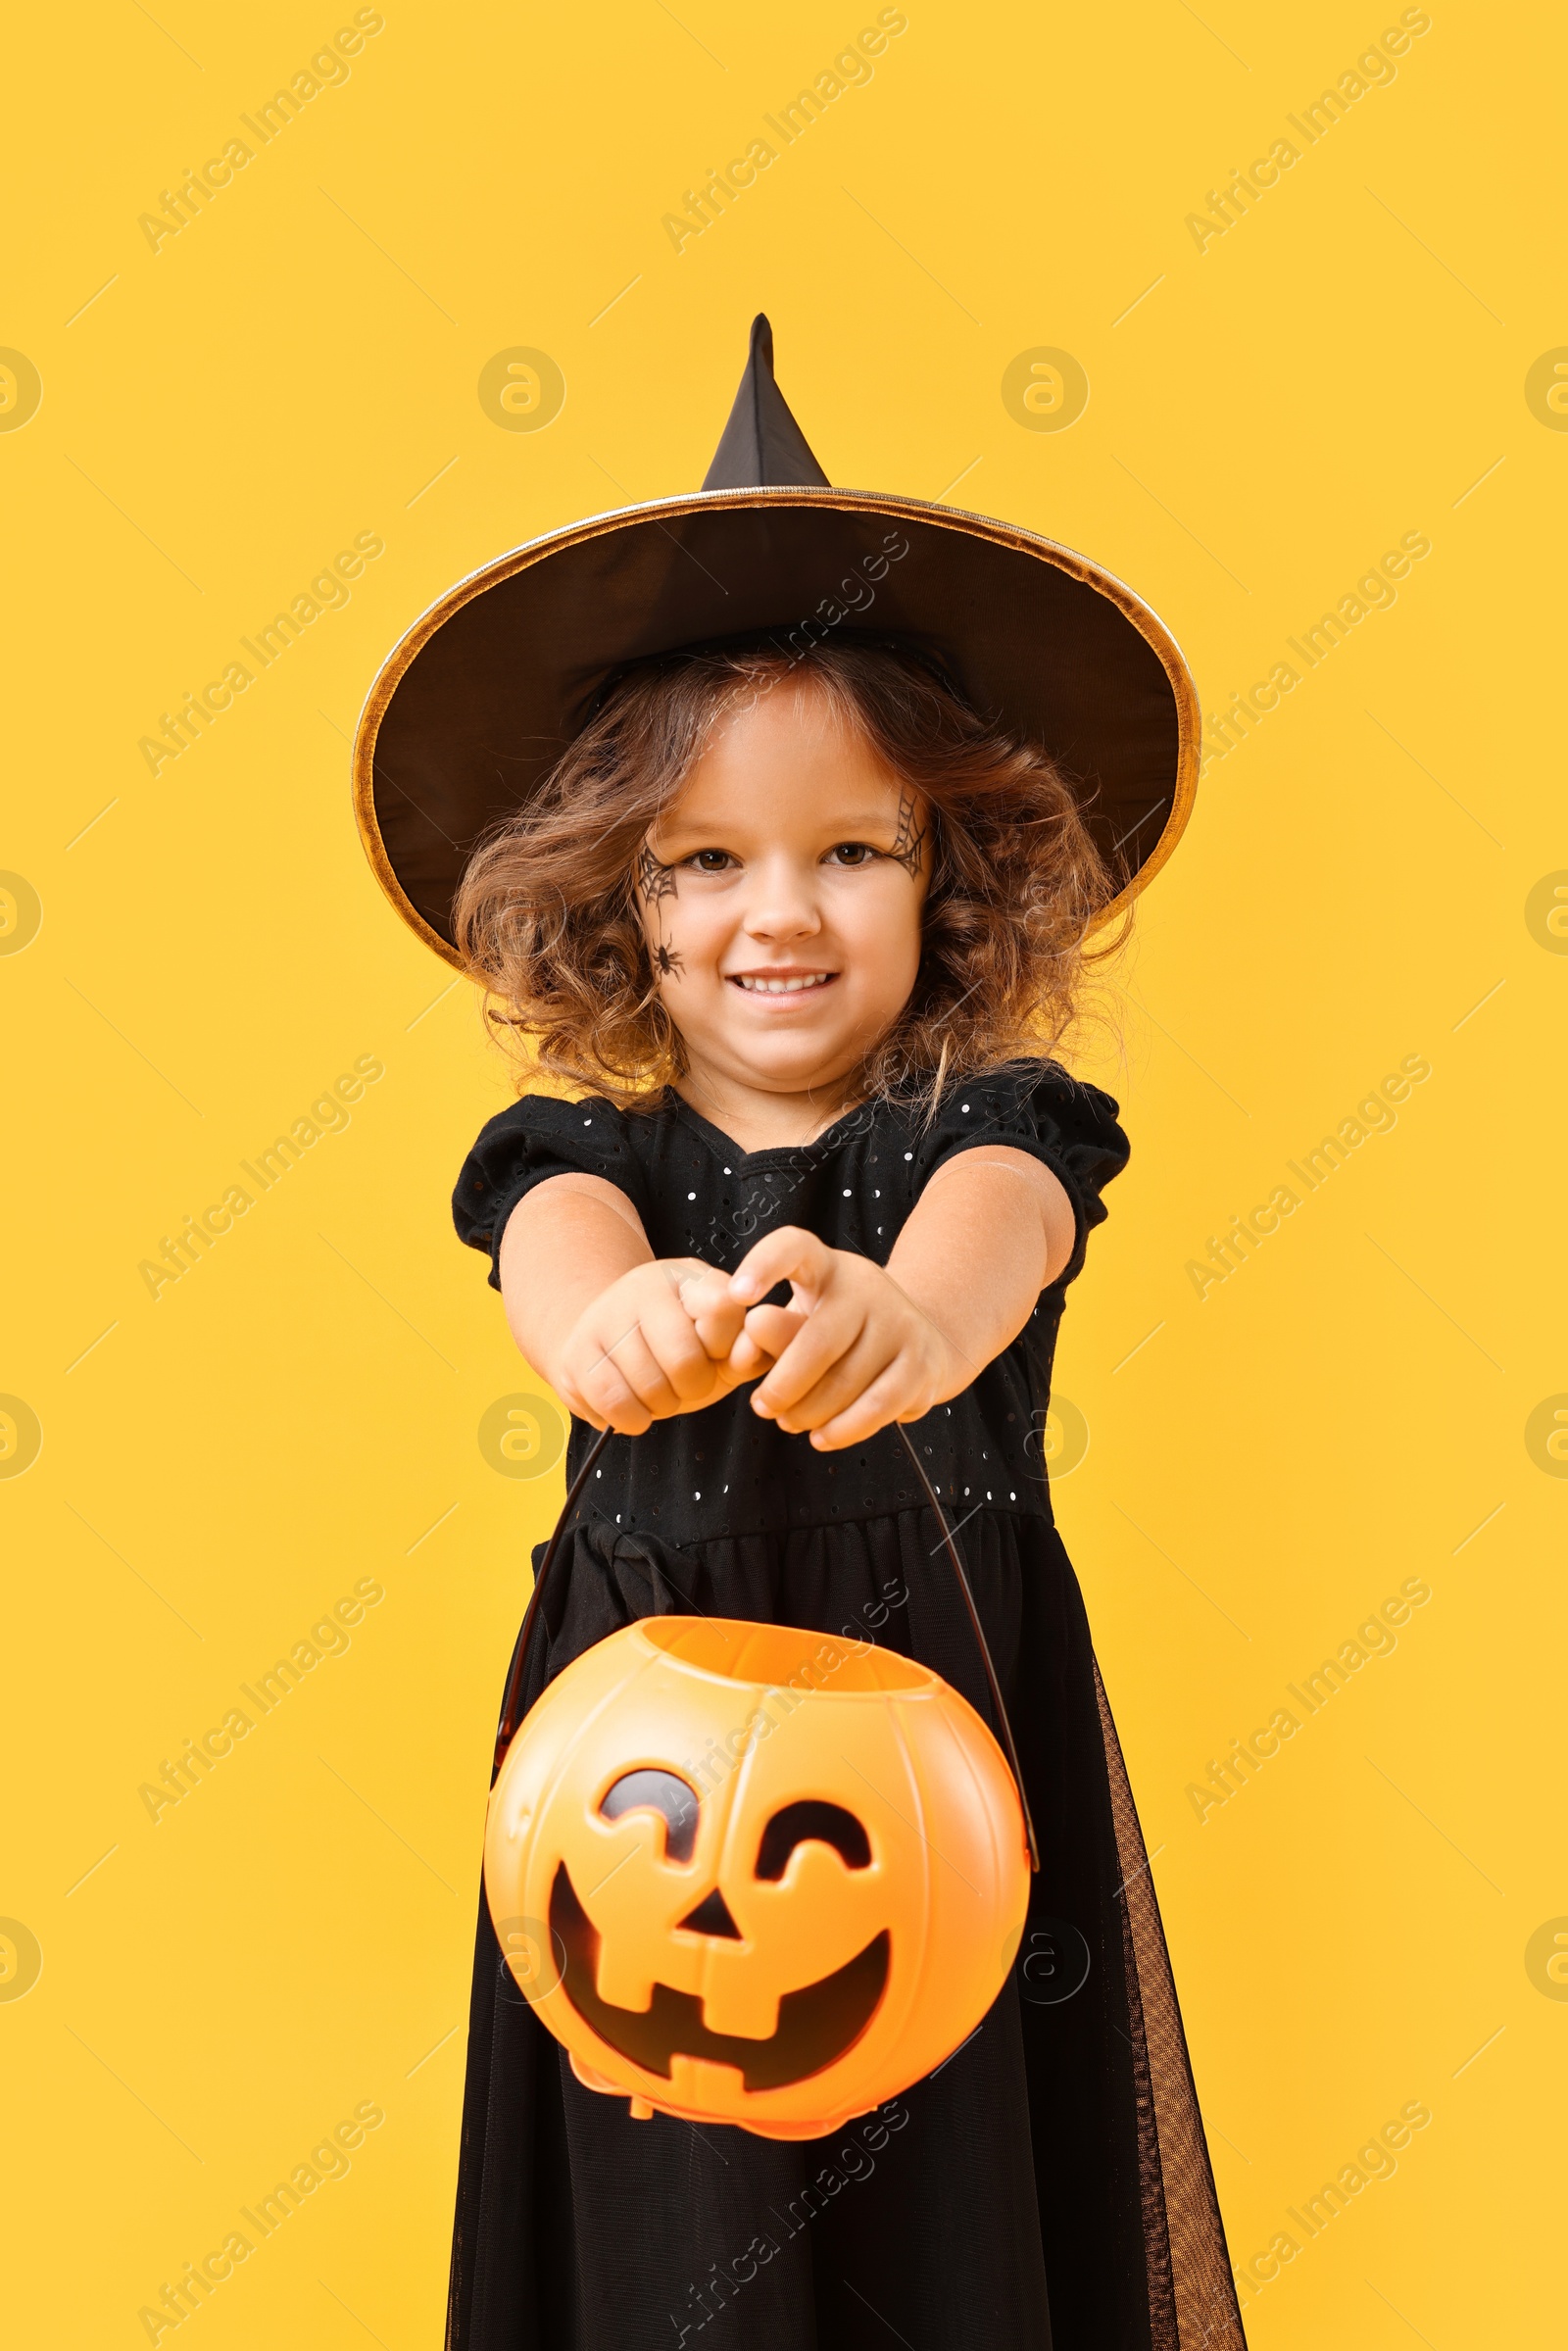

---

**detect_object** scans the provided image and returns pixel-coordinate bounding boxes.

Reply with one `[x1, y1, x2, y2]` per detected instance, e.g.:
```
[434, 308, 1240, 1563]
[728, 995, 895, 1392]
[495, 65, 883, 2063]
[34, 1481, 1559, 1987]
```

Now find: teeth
[736, 973, 832, 994]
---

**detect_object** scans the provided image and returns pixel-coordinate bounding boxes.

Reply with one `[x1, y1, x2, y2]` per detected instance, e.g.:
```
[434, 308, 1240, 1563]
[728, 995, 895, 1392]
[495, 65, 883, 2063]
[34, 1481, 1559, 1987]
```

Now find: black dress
[446, 1064, 1246, 2351]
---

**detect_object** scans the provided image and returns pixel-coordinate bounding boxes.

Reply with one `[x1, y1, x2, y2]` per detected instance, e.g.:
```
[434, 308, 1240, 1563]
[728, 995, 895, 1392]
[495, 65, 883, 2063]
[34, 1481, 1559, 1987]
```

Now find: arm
[889, 1147, 1075, 1352]
[498, 1172, 749, 1435]
[681, 1146, 1076, 1449]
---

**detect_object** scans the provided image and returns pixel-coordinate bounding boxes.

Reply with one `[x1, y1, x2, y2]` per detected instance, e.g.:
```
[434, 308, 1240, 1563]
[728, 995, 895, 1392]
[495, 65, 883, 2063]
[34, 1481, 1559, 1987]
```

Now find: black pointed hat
[355, 316, 1198, 963]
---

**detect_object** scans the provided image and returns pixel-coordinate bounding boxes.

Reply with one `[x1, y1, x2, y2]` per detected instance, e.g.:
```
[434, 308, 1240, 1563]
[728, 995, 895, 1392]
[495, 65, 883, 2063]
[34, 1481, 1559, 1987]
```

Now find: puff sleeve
[451, 1095, 647, 1290]
[910, 1060, 1131, 1290]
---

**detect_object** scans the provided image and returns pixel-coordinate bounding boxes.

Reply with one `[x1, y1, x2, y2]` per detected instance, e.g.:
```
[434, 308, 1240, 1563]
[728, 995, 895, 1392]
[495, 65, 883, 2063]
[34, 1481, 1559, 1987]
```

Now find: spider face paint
[638, 841, 684, 987]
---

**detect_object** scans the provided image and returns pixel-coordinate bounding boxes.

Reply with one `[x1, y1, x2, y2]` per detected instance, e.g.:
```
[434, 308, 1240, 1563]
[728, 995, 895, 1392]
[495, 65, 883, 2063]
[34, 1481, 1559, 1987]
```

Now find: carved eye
[755, 1801, 870, 1882]
[600, 1770, 699, 1863]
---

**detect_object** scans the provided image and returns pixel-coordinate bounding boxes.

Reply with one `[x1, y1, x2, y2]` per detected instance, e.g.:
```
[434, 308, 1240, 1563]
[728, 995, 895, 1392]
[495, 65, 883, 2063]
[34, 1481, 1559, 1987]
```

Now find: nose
[678, 1888, 743, 1939]
[742, 854, 822, 946]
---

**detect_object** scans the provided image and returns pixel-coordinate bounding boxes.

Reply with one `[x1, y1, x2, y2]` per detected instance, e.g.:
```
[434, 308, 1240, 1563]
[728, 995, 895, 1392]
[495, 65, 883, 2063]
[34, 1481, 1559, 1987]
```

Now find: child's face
[637, 678, 929, 1103]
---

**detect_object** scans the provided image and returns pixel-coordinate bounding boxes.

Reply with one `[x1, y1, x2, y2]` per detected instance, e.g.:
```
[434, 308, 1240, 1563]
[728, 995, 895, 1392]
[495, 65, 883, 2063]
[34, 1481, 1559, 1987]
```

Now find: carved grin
[549, 1864, 890, 2090]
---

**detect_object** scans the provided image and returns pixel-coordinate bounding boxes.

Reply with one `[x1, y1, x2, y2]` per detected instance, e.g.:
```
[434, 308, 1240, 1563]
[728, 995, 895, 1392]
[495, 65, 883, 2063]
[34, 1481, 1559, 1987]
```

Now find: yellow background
[4, 2, 1562, 2343]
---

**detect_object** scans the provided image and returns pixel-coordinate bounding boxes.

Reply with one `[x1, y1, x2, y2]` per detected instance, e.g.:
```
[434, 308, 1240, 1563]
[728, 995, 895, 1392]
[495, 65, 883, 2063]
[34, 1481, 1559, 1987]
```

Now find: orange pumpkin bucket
[484, 1428, 1035, 2139]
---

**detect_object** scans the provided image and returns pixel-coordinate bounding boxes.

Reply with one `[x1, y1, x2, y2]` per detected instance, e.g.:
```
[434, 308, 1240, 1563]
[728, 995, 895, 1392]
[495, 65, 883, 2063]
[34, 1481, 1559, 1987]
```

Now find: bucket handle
[491, 1421, 1040, 1873]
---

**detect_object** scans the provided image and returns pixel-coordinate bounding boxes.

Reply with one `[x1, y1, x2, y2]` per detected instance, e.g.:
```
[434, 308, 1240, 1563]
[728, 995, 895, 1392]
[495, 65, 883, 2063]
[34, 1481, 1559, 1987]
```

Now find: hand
[680, 1226, 974, 1450]
[553, 1258, 752, 1436]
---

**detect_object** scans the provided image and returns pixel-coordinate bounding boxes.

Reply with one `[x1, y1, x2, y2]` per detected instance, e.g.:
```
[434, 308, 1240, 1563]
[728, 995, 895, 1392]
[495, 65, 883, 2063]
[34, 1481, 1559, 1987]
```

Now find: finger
[635, 1292, 725, 1402]
[725, 1328, 777, 1381]
[698, 1352, 751, 1405]
[554, 1384, 605, 1431]
[727, 1304, 810, 1380]
[611, 1323, 710, 1418]
[678, 1272, 749, 1361]
[678, 1267, 731, 1316]
[573, 1354, 653, 1435]
[766, 1332, 895, 1434]
[741, 1303, 807, 1357]
[728, 1225, 833, 1307]
[811, 1361, 929, 1449]
[574, 1323, 682, 1421]
[752, 1299, 868, 1416]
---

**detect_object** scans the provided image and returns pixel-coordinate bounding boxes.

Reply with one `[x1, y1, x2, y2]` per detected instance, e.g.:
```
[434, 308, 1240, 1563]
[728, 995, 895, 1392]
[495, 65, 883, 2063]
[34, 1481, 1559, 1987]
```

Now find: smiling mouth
[548, 1864, 888, 2089]
[729, 971, 838, 996]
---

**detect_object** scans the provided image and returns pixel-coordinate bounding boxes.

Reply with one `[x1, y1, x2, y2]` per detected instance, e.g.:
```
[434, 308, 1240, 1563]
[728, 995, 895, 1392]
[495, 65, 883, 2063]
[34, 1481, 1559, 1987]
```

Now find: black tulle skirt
[444, 1505, 1246, 2350]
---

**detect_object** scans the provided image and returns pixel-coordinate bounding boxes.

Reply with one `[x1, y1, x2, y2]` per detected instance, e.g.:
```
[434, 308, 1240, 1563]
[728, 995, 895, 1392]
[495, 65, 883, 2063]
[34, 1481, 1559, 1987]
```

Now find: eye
[825, 841, 875, 866]
[600, 1770, 699, 1862]
[683, 848, 736, 873]
[755, 1801, 871, 1881]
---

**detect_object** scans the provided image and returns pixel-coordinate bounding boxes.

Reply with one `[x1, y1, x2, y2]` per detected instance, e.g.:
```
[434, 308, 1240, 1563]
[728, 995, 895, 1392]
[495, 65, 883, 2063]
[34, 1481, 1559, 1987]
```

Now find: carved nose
[679, 1888, 742, 1939]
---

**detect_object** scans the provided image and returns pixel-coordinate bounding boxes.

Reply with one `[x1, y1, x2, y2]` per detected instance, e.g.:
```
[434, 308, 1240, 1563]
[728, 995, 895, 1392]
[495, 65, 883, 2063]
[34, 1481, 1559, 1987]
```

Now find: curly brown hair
[452, 638, 1126, 1110]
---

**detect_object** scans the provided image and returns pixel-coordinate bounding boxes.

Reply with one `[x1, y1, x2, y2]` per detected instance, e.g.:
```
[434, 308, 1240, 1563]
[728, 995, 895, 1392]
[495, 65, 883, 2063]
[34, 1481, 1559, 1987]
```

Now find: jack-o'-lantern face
[485, 1617, 1028, 2140]
[552, 1773, 888, 2089]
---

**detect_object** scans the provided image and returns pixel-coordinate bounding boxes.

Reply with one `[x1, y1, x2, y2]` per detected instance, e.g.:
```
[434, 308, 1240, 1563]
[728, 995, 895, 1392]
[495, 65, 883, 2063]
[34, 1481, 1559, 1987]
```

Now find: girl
[353, 318, 1243, 2351]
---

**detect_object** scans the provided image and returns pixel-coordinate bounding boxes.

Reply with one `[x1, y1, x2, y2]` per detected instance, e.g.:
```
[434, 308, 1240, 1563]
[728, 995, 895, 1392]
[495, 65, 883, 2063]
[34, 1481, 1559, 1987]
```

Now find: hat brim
[353, 487, 1200, 966]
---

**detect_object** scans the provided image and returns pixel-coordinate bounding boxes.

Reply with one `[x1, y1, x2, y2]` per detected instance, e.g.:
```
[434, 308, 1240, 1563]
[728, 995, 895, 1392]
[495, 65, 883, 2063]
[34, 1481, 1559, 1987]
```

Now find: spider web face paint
[636, 843, 678, 906]
[890, 788, 926, 880]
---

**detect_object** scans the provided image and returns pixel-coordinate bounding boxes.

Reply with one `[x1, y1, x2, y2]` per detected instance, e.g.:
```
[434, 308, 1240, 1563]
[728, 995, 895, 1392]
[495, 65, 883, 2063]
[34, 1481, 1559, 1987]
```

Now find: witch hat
[354, 316, 1199, 965]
